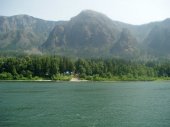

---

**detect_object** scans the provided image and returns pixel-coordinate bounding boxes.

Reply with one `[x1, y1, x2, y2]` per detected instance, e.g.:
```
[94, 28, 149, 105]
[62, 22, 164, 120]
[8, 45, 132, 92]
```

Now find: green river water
[0, 81, 170, 127]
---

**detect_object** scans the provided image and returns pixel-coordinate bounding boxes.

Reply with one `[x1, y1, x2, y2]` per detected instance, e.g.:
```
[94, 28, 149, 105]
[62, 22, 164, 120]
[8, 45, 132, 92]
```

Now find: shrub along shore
[0, 55, 170, 81]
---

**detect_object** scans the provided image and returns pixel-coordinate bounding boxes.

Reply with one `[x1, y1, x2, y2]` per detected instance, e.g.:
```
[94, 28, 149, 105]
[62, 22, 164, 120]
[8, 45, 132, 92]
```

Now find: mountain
[42, 10, 170, 58]
[144, 19, 170, 56]
[0, 15, 59, 52]
[42, 10, 131, 57]
[111, 28, 138, 58]
[1, 10, 170, 59]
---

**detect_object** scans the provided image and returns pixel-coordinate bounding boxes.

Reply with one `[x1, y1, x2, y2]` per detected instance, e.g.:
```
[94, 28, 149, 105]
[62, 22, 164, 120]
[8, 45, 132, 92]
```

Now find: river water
[0, 81, 170, 127]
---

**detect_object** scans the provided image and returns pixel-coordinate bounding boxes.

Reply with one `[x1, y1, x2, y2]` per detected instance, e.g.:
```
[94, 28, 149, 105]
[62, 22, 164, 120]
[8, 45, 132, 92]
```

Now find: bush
[0, 72, 13, 80]
[52, 74, 72, 81]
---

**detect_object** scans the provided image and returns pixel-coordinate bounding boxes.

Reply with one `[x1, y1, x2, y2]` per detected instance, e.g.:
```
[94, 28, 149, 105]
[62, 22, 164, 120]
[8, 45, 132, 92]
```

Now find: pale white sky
[0, 0, 170, 25]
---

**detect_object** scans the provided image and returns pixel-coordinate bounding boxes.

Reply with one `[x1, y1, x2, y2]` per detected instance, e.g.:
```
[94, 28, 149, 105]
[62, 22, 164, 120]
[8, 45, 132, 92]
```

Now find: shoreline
[70, 77, 88, 82]
[0, 80, 53, 82]
[0, 78, 170, 82]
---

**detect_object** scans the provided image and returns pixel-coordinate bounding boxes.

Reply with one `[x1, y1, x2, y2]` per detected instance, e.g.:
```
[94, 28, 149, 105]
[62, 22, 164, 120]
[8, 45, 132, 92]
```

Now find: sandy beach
[70, 77, 88, 82]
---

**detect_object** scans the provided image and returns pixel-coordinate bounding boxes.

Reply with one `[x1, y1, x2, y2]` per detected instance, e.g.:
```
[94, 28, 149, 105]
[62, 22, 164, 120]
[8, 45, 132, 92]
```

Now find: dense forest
[0, 55, 170, 81]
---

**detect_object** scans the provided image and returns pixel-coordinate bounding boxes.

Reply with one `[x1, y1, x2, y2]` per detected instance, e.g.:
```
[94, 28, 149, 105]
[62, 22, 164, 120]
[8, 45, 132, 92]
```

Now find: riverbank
[0, 78, 87, 82]
[0, 80, 52, 82]
[0, 77, 170, 82]
[0, 55, 170, 83]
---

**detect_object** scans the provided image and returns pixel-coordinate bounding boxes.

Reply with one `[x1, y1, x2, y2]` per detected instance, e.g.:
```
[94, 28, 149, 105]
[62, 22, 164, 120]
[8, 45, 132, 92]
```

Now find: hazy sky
[1, 0, 170, 25]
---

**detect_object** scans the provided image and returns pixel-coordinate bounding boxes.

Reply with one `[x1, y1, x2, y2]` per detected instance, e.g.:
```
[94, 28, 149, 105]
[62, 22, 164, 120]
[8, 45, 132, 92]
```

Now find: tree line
[0, 55, 170, 80]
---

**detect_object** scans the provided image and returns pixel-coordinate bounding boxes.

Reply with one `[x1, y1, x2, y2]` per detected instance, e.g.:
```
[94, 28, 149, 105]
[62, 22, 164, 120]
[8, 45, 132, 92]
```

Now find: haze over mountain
[0, 15, 58, 51]
[0, 10, 170, 58]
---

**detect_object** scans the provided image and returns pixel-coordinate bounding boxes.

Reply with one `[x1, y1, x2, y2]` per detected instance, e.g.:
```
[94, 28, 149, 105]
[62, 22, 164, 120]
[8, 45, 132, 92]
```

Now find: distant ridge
[0, 10, 170, 59]
[0, 14, 59, 51]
